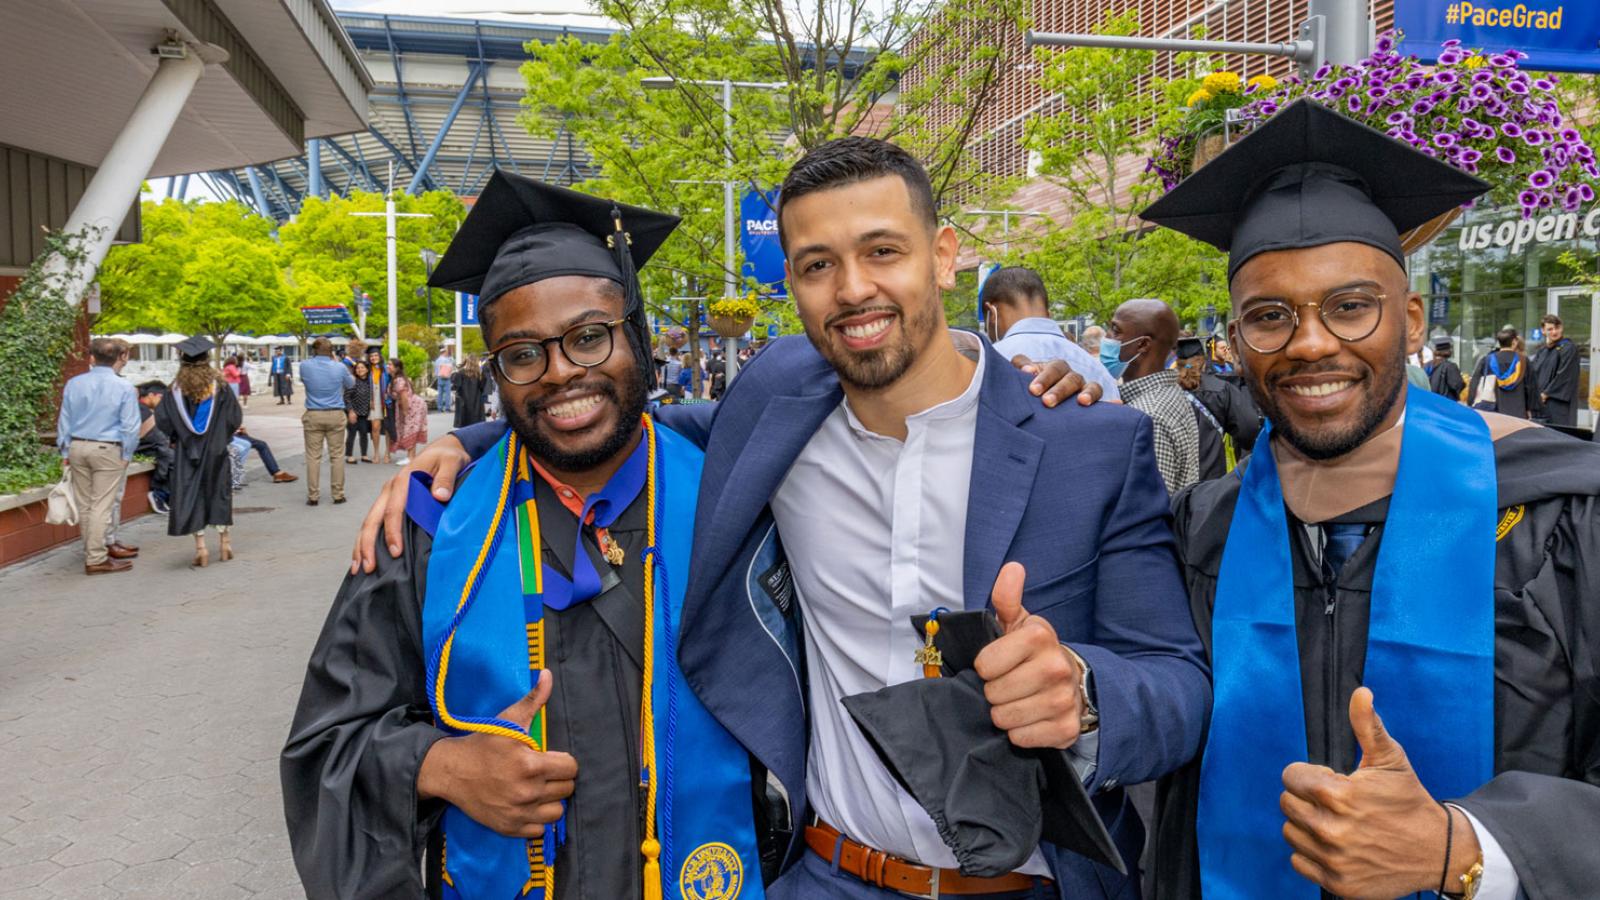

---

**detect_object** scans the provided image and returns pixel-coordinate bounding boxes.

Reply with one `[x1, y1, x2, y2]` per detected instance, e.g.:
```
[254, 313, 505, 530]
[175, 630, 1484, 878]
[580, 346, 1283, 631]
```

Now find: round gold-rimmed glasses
[1236, 288, 1386, 355]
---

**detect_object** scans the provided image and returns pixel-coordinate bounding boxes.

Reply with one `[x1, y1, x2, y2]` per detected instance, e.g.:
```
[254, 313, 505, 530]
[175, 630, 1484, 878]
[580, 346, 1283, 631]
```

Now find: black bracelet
[1438, 801, 1455, 896]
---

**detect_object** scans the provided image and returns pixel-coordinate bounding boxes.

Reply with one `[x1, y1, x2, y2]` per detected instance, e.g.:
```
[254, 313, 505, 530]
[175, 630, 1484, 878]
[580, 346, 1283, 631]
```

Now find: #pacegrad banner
[1397, 0, 1600, 73]
[740, 190, 786, 297]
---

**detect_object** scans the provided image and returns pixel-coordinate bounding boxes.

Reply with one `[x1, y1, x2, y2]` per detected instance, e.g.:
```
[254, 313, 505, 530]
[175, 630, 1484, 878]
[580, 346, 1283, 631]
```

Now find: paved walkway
[0, 401, 455, 899]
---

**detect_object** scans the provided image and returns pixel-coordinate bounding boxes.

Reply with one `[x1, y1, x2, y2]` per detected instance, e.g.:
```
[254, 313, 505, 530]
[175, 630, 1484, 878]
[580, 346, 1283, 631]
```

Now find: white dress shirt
[769, 350, 1053, 876]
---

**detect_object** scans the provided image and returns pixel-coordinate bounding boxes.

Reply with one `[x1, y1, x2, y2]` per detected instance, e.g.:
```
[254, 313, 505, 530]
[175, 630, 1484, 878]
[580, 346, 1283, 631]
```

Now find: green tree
[517, 0, 1025, 334]
[1012, 11, 1228, 324]
[171, 235, 292, 355]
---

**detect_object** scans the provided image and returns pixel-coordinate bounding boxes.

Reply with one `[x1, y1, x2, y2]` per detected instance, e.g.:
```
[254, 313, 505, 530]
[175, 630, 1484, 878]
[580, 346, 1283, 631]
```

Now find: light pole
[420, 248, 439, 328]
[641, 75, 786, 389]
[352, 162, 433, 358]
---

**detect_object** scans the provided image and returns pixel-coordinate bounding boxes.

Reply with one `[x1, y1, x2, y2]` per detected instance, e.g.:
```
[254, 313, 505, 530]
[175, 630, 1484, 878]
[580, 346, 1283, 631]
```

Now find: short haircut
[1495, 326, 1519, 348]
[311, 337, 333, 356]
[89, 338, 123, 366]
[1542, 313, 1563, 328]
[137, 380, 166, 397]
[982, 267, 1048, 309]
[778, 137, 936, 250]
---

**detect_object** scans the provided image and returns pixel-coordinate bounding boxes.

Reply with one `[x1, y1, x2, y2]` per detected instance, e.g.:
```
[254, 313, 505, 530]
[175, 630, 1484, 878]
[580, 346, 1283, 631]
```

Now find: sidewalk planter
[0, 462, 153, 566]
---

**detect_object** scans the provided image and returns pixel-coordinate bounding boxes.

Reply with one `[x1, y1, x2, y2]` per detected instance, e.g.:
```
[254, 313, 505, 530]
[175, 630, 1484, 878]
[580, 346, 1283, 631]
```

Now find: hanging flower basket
[709, 313, 754, 338]
[1150, 34, 1600, 255]
[707, 294, 764, 338]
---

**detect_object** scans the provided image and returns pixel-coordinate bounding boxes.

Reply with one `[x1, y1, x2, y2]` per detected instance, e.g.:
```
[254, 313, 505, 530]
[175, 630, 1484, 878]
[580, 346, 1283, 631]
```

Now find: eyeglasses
[1236, 288, 1386, 355]
[487, 318, 627, 385]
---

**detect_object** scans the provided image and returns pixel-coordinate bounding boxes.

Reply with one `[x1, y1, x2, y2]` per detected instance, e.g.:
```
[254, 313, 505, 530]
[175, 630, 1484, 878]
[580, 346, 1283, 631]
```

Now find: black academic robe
[1150, 425, 1600, 899]
[1188, 373, 1262, 482]
[452, 371, 488, 428]
[282, 477, 659, 900]
[1534, 339, 1581, 426]
[153, 384, 241, 536]
[1428, 358, 1465, 401]
[1471, 351, 1538, 420]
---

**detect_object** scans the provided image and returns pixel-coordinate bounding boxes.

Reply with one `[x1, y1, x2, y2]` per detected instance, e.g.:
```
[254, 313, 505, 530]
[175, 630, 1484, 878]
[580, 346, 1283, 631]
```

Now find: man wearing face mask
[983, 266, 1120, 402]
[1104, 298, 1199, 494]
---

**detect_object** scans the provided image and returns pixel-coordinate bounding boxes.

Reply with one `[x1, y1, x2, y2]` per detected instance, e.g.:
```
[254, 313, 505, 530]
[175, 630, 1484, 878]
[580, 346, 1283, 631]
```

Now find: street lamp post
[352, 162, 433, 358]
[642, 75, 786, 389]
[420, 248, 439, 328]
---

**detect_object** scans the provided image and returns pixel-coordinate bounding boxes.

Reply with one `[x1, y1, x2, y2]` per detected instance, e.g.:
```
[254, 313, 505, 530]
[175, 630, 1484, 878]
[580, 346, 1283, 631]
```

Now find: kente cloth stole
[1199, 386, 1496, 899]
[421, 421, 766, 900]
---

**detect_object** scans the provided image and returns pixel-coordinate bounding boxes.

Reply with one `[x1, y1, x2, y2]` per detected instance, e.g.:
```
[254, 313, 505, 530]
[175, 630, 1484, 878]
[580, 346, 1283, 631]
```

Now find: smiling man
[281, 174, 770, 900]
[1142, 99, 1600, 899]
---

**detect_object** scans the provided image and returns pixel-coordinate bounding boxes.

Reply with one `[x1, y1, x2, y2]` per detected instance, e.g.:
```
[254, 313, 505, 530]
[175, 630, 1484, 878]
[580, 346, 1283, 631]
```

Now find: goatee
[506, 374, 647, 472]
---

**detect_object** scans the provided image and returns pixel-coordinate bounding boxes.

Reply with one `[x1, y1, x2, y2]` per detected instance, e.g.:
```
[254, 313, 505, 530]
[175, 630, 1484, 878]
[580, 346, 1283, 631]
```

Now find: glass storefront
[1412, 204, 1600, 427]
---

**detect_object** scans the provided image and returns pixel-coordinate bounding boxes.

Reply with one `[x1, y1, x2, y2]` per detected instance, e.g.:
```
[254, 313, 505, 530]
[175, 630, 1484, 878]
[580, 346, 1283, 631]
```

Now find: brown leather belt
[804, 819, 1050, 898]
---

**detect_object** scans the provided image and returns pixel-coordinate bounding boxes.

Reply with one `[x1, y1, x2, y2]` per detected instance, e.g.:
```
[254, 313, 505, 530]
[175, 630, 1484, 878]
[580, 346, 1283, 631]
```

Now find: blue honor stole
[1198, 387, 1497, 898]
[420, 418, 765, 900]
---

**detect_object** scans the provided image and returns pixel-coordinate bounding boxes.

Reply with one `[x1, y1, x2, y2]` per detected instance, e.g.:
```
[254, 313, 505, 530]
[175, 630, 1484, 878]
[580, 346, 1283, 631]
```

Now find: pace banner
[460, 293, 479, 326]
[1397, 0, 1600, 73]
[740, 190, 786, 297]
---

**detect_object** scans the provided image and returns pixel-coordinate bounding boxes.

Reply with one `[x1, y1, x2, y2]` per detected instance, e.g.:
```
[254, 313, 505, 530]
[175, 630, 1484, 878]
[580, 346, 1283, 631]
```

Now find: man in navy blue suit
[359, 140, 1208, 898]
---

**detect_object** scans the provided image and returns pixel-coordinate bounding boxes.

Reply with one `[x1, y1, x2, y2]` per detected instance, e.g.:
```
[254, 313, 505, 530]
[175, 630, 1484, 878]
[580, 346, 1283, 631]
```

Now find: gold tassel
[642, 839, 663, 900]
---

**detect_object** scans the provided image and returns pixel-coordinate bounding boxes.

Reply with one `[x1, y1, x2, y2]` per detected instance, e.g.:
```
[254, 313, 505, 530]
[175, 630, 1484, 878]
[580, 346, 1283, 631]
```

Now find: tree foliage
[171, 235, 290, 354]
[517, 0, 1025, 334]
[1008, 11, 1229, 325]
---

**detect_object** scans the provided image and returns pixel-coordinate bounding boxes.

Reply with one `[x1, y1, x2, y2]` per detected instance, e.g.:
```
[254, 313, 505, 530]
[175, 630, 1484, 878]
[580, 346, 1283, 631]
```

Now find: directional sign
[302, 305, 354, 326]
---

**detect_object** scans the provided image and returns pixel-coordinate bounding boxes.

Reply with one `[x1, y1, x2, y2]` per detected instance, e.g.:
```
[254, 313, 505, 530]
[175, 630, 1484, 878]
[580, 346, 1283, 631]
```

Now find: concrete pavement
[0, 401, 455, 899]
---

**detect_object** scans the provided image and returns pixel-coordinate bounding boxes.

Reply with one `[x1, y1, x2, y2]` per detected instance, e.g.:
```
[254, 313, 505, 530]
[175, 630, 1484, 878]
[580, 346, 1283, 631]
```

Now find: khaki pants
[68, 441, 127, 565]
[302, 409, 348, 502]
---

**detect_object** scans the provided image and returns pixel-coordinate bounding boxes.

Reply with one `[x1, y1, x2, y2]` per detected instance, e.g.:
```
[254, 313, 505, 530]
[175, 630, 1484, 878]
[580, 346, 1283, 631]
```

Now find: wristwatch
[1062, 644, 1099, 732]
[1454, 857, 1485, 900]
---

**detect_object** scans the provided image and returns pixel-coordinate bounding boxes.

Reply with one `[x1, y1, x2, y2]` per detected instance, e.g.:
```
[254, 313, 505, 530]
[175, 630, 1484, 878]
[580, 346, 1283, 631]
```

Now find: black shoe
[307, 499, 319, 506]
[333, 497, 347, 505]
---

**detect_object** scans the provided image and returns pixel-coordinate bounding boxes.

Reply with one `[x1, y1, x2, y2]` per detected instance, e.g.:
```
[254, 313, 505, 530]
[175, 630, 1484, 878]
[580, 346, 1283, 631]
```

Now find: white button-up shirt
[769, 350, 1050, 875]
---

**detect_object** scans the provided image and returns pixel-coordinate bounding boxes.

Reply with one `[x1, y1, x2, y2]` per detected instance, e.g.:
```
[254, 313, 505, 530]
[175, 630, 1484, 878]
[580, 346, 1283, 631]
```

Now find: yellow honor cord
[639, 415, 663, 900]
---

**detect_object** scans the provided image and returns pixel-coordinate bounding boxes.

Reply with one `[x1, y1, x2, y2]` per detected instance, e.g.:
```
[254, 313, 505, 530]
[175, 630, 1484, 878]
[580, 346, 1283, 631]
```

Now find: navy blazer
[453, 335, 1210, 897]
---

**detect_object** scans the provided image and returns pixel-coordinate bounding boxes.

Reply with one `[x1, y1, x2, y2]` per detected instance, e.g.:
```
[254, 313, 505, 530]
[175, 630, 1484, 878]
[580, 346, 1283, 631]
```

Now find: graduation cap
[176, 335, 214, 362]
[1141, 99, 1490, 281]
[1433, 337, 1454, 350]
[428, 170, 680, 388]
[1175, 336, 1206, 359]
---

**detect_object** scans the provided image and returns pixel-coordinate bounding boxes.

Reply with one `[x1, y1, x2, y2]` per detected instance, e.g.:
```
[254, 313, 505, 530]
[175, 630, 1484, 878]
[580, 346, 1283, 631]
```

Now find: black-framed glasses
[487, 318, 626, 385]
[1236, 288, 1386, 355]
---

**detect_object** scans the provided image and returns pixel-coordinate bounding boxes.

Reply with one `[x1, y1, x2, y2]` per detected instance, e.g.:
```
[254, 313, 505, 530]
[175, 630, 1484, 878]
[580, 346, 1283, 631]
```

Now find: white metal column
[57, 46, 208, 307]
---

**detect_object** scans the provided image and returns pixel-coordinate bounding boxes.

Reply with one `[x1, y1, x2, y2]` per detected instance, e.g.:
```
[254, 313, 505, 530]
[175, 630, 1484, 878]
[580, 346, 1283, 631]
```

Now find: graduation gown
[1188, 373, 1262, 482]
[1428, 358, 1465, 401]
[1470, 351, 1537, 420]
[282, 476, 662, 900]
[153, 383, 241, 535]
[1534, 339, 1581, 426]
[1150, 415, 1600, 899]
[452, 372, 487, 428]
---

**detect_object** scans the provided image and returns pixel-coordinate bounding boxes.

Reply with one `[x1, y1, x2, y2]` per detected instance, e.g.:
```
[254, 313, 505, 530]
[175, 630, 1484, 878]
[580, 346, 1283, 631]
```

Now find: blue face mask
[1100, 336, 1143, 379]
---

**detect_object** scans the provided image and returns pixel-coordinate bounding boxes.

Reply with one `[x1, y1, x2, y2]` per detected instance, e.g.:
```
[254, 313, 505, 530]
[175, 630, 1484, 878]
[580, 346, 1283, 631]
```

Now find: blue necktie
[1321, 521, 1368, 582]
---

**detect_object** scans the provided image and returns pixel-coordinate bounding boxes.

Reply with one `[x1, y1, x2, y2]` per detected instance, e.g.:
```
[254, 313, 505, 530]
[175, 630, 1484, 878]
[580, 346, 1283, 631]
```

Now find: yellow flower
[1187, 88, 1214, 107]
[1463, 54, 1487, 68]
[1202, 71, 1242, 94]
[1247, 73, 1278, 92]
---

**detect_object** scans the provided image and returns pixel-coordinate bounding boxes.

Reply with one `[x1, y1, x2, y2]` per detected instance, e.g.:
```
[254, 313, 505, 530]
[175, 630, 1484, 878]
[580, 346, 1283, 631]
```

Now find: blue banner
[1397, 1, 1600, 73]
[460, 292, 478, 326]
[740, 190, 786, 298]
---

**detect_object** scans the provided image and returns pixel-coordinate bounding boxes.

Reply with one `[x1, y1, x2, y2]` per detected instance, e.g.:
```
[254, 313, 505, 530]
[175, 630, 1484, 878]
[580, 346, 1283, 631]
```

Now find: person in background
[451, 354, 488, 428]
[156, 336, 242, 567]
[1105, 298, 1201, 494]
[231, 426, 298, 485]
[367, 347, 395, 463]
[237, 355, 252, 408]
[1533, 313, 1580, 426]
[299, 337, 356, 506]
[271, 347, 294, 404]
[1207, 335, 1238, 378]
[102, 341, 144, 561]
[135, 381, 174, 515]
[983, 265, 1121, 402]
[1470, 326, 1537, 419]
[58, 337, 141, 575]
[345, 359, 373, 463]
[1174, 335, 1261, 481]
[1427, 337, 1466, 402]
[388, 358, 427, 466]
[433, 349, 455, 413]
[343, 339, 364, 371]
[1078, 324, 1104, 356]
[222, 354, 242, 400]
[662, 348, 685, 399]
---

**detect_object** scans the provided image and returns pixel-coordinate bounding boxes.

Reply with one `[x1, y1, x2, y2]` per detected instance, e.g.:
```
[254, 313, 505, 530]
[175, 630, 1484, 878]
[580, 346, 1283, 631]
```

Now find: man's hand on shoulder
[351, 435, 472, 574]
[1009, 355, 1111, 408]
[416, 670, 577, 838]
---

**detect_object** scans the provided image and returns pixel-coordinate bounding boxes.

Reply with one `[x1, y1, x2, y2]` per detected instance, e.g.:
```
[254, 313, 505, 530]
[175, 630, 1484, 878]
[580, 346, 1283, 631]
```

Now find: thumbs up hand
[1278, 687, 1479, 898]
[416, 670, 579, 838]
[973, 562, 1088, 750]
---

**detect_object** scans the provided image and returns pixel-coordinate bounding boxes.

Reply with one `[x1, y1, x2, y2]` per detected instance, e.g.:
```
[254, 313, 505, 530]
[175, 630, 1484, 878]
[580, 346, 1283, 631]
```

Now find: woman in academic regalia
[451, 354, 488, 427]
[154, 336, 243, 567]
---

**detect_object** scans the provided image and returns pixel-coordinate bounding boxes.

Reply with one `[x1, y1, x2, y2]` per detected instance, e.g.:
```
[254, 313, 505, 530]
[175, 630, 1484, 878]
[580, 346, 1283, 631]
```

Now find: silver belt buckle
[900, 868, 939, 900]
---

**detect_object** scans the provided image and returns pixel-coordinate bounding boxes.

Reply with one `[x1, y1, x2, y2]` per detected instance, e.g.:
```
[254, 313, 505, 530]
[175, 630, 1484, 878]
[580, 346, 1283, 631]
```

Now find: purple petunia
[1490, 53, 1513, 68]
[1581, 184, 1596, 202]
[1562, 128, 1582, 143]
[1434, 71, 1460, 85]
[1508, 80, 1530, 95]
[1519, 190, 1540, 209]
[1434, 133, 1458, 149]
[1497, 146, 1519, 164]
[1458, 148, 1482, 164]
[1438, 49, 1464, 65]
[1348, 94, 1365, 113]
[1469, 84, 1493, 102]
[1502, 122, 1524, 138]
[1387, 112, 1410, 125]
[1534, 78, 1555, 91]
[1525, 130, 1546, 146]
[1530, 169, 1555, 188]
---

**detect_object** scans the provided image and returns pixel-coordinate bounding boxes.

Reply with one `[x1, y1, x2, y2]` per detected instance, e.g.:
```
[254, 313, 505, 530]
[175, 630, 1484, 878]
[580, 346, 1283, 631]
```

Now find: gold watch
[1454, 857, 1484, 900]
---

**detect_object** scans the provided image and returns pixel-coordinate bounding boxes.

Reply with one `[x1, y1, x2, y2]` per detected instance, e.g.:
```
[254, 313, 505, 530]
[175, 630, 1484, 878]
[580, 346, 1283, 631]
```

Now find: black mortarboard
[176, 335, 213, 362]
[1175, 336, 1206, 359]
[1141, 99, 1489, 281]
[1433, 337, 1454, 350]
[428, 170, 680, 388]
